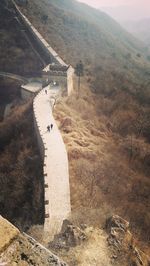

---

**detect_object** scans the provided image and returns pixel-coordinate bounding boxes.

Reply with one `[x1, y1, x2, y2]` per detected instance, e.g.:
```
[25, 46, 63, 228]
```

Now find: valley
[0, 0, 150, 265]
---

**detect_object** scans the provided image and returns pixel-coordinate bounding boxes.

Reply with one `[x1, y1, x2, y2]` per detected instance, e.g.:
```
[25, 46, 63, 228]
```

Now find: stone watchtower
[43, 63, 74, 96]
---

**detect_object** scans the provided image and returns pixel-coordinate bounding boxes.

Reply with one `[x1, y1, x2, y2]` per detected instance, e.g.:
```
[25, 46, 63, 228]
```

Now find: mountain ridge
[121, 18, 150, 48]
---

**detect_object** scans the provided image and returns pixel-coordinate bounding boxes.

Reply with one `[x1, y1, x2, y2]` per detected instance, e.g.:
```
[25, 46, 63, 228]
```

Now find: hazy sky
[78, 0, 150, 8]
[78, 0, 127, 8]
[78, 0, 150, 20]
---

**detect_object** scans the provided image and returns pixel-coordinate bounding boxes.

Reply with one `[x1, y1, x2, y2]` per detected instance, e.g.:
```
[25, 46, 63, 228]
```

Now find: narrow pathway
[33, 86, 71, 237]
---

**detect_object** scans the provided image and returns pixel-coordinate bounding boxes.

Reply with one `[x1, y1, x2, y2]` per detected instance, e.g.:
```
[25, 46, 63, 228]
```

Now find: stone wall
[33, 88, 71, 237]
[43, 73, 67, 94]
[12, 0, 74, 96]
[11, 0, 71, 236]
[21, 87, 34, 100]
[67, 66, 74, 96]
[33, 95, 45, 159]
[0, 215, 67, 265]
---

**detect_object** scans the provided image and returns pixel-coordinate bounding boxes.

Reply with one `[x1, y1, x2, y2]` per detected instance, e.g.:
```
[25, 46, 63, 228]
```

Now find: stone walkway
[33, 85, 71, 238]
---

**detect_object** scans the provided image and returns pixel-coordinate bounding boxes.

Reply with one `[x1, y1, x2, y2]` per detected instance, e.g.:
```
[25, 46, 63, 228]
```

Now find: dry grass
[54, 79, 150, 254]
[0, 101, 44, 230]
[61, 227, 112, 266]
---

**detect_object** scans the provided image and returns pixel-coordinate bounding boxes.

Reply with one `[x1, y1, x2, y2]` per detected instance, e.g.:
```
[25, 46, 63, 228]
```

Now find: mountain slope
[122, 18, 150, 48]
[20, 0, 150, 82]
[0, 0, 44, 231]
[0, 0, 43, 75]
[10, 0, 150, 256]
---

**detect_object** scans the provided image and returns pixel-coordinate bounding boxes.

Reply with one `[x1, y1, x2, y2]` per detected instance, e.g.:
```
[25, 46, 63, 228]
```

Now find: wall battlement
[12, 0, 74, 96]
[11, 0, 72, 236]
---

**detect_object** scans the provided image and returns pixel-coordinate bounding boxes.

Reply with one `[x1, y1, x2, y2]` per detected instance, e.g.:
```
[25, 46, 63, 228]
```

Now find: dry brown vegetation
[0, 78, 21, 121]
[0, 1, 45, 231]
[1, 0, 150, 260]
[54, 78, 150, 253]
[0, 100, 44, 230]
[0, 1, 42, 75]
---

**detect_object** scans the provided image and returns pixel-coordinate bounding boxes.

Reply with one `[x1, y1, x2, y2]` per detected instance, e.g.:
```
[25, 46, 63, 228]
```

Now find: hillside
[19, 0, 150, 253]
[0, 0, 150, 264]
[0, 216, 66, 265]
[122, 18, 150, 49]
[0, 0, 43, 75]
[20, 0, 150, 96]
[0, 0, 44, 231]
[0, 100, 44, 230]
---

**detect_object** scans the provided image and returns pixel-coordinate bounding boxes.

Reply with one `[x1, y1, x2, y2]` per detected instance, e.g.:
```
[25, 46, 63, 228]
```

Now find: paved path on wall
[33, 85, 71, 238]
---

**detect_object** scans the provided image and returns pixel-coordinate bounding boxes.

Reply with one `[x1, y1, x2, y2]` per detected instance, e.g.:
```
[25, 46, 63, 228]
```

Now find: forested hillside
[0, 0, 42, 75]
[122, 18, 150, 49]
[0, 0, 44, 231]
[0, 0, 150, 262]
[19, 0, 150, 254]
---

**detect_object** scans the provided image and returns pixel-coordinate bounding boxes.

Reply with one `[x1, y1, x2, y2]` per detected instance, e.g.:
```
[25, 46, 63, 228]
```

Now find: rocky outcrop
[0, 215, 19, 253]
[0, 216, 67, 265]
[49, 220, 87, 250]
[106, 215, 150, 266]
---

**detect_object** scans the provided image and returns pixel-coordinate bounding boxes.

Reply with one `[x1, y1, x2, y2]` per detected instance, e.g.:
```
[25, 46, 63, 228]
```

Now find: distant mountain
[100, 5, 137, 21]
[121, 18, 150, 47]
[101, 4, 150, 22]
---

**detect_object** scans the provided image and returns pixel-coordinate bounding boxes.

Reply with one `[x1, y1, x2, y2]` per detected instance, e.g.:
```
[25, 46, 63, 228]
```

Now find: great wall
[10, 0, 74, 237]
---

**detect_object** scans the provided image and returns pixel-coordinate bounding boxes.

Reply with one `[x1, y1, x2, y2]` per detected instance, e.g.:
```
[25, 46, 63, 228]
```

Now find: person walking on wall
[47, 125, 50, 132]
[50, 123, 53, 130]
[45, 89, 47, 94]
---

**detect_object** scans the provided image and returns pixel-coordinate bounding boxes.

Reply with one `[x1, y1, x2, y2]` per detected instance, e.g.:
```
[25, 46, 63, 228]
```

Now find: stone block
[0, 216, 19, 253]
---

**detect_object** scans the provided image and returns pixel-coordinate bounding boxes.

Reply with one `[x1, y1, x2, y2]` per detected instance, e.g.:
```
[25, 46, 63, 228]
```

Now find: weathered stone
[106, 215, 150, 266]
[49, 221, 87, 251]
[0, 215, 20, 253]
[61, 219, 72, 234]
[80, 224, 87, 230]
[0, 216, 67, 265]
[106, 215, 129, 232]
[63, 224, 87, 247]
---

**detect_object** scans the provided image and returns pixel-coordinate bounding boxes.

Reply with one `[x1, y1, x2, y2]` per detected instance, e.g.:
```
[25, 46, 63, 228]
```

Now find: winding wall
[0, 71, 28, 83]
[33, 87, 71, 236]
[12, 0, 74, 96]
[11, 0, 72, 237]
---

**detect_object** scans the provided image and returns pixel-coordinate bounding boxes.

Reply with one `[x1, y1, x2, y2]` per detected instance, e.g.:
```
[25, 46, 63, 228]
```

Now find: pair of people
[47, 124, 53, 132]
